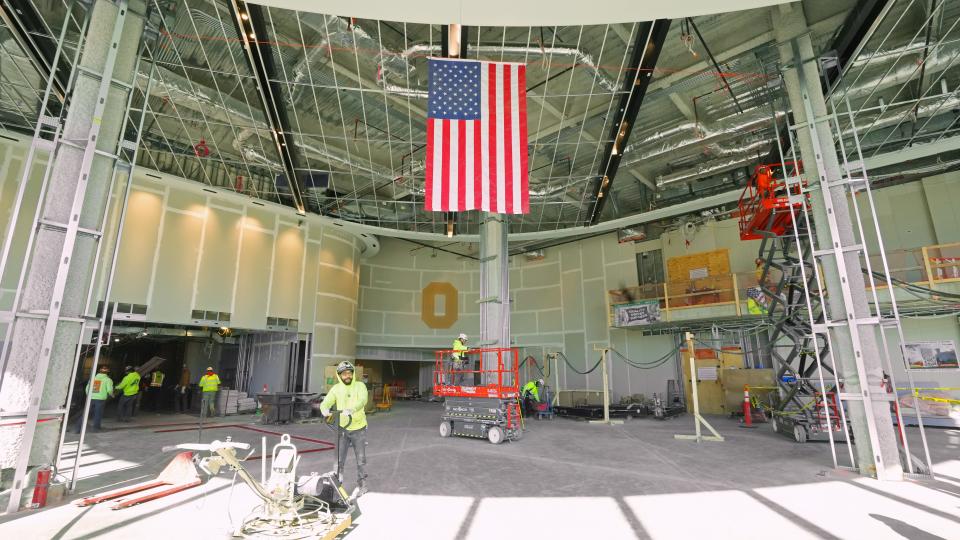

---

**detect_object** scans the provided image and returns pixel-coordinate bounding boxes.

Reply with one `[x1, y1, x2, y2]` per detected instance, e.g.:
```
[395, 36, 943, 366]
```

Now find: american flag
[425, 58, 529, 214]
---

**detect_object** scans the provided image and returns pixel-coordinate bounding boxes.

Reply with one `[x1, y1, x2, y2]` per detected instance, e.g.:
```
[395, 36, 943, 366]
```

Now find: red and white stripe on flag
[425, 60, 529, 214]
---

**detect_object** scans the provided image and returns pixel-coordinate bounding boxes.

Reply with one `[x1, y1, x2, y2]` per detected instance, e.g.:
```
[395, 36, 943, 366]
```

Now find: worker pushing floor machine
[165, 409, 361, 539]
[434, 346, 523, 444]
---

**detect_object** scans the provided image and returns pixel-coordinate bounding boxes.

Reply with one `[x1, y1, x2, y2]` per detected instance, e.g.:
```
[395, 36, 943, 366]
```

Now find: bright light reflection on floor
[350, 493, 474, 540]
[465, 497, 635, 540]
[625, 490, 819, 540]
[756, 480, 960, 539]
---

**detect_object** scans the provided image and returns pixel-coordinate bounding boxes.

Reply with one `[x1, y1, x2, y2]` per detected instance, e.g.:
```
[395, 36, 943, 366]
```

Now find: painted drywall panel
[299, 242, 321, 330]
[361, 287, 414, 312]
[194, 207, 242, 313]
[268, 225, 305, 319]
[315, 295, 356, 327]
[583, 278, 608, 343]
[581, 239, 603, 280]
[521, 261, 560, 288]
[514, 285, 561, 311]
[922, 173, 960, 244]
[166, 189, 206, 212]
[0, 151, 45, 307]
[561, 269, 584, 331]
[538, 308, 563, 333]
[320, 233, 357, 272]
[357, 310, 384, 335]
[232, 229, 273, 328]
[370, 265, 419, 290]
[512, 311, 538, 335]
[148, 211, 203, 322]
[421, 269, 472, 292]
[563, 331, 587, 389]
[335, 328, 356, 356]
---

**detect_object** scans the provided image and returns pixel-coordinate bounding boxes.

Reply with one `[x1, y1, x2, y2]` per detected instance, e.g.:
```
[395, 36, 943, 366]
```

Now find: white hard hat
[538, 378, 545, 385]
[458, 333, 468, 341]
[206, 366, 214, 371]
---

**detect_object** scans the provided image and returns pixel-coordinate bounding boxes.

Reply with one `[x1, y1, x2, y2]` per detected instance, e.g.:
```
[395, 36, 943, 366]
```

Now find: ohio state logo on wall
[421, 281, 458, 329]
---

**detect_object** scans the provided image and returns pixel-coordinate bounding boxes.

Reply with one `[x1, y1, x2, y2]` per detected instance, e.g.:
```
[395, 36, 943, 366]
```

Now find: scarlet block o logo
[421, 281, 458, 329]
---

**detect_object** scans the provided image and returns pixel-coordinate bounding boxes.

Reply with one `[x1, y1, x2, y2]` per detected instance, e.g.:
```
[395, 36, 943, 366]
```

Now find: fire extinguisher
[30, 466, 52, 508]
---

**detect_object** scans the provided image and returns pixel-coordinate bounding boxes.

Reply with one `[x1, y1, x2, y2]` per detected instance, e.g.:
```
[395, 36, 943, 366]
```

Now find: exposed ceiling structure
[1, 0, 959, 244]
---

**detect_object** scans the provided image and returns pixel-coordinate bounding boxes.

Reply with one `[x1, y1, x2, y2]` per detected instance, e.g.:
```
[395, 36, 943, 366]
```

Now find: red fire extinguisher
[30, 466, 52, 508]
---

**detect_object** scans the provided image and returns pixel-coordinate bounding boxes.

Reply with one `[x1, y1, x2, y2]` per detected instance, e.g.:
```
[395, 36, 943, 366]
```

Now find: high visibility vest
[747, 298, 767, 315]
[117, 372, 141, 396]
[150, 371, 165, 387]
[199, 373, 220, 393]
[87, 374, 114, 400]
[522, 381, 540, 401]
[452, 339, 468, 360]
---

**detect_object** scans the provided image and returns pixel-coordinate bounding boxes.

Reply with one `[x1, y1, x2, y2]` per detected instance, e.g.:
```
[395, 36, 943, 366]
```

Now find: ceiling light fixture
[240, 12, 249, 21]
[249, 32, 256, 39]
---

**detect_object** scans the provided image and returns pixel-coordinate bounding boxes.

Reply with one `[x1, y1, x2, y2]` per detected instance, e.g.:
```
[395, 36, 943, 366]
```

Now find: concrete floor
[1, 401, 960, 539]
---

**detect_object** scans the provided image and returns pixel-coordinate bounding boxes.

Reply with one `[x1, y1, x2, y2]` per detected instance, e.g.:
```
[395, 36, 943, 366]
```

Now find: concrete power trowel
[166, 411, 360, 539]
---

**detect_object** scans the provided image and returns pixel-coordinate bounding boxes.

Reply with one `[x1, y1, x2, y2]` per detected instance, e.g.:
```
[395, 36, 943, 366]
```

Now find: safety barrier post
[675, 332, 724, 443]
[740, 385, 755, 429]
[589, 346, 623, 426]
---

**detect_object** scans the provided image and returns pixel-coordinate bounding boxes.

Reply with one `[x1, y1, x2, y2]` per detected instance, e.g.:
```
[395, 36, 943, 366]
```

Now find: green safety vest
[87, 373, 114, 400]
[747, 298, 767, 315]
[116, 372, 141, 396]
[320, 377, 368, 431]
[150, 371, 165, 387]
[522, 381, 540, 401]
[199, 373, 221, 393]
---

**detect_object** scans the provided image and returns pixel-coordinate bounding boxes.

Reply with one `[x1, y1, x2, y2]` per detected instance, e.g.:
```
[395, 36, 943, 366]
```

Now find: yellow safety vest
[199, 373, 220, 393]
[150, 371, 165, 387]
[452, 339, 468, 360]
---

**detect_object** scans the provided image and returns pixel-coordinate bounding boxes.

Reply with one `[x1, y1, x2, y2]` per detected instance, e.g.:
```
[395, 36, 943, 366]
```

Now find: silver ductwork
[656, 154, 760, 187]
[621, 107, 783, 166]
[395, 43, 620, 93]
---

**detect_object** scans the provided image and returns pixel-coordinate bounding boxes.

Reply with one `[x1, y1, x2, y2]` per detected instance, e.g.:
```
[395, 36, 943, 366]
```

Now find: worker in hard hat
[320, 361, 369, 495]
[115, 366, 141, 423]
[198, 366, 221, 418]
[755, 165, 774, 198]
[75, 365, 114, 433]
[521, 378, 545, 415]
[451, 333, 469, 385]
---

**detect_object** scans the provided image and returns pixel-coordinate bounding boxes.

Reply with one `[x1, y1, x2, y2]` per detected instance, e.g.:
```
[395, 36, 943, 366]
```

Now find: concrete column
[0, 0, 146, 477]
[479, 214, 511, 384]
[773, 5, 901, 480]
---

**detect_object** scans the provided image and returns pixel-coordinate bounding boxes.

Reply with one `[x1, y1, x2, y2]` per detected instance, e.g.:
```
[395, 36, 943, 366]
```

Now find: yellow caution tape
[913, 394, 960, 405]
[896, 387, 960, 392]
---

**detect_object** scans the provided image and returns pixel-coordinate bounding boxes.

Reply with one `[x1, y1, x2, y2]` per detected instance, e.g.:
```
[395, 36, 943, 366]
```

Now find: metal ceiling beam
[852, 134, 960, 171]
[0, 0, 68, 102]
[762, 0, 892, 165]
[227, 0, 305, 213]
[586, 18, 671, 225]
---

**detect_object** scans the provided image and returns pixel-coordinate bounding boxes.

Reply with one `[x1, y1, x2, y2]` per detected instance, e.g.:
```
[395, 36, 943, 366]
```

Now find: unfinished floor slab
[1, 402, 958, 540]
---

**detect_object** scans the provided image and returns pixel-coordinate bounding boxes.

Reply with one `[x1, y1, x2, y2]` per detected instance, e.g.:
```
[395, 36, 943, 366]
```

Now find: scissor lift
[738, 161, 849, 443]
[434, 347, 522, 444]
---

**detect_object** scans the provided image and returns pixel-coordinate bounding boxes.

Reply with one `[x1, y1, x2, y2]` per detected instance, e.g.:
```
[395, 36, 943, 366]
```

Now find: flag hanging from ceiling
[425, 58, 529, 214]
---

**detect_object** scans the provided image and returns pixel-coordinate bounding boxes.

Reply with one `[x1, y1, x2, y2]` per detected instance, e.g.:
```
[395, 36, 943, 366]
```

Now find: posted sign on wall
[614, 300, 661, 327]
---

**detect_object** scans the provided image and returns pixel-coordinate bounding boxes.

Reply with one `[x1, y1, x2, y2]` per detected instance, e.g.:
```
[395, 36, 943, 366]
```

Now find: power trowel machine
[166, 410, 361, 539]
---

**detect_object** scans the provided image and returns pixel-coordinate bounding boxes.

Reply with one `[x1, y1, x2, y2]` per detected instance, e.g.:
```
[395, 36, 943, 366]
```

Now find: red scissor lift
[738, 161, 806, 241]
[434, 347, 522, 444]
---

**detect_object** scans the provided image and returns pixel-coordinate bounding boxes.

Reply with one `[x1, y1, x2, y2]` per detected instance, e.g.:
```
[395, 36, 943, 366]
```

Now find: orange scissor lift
[738, 161, 849, 443]
[434, 347, 522, 444]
